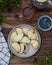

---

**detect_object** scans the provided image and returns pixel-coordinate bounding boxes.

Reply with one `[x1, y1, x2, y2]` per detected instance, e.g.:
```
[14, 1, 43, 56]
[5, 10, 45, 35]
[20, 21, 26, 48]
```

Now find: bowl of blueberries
[38, 15, 52, 31]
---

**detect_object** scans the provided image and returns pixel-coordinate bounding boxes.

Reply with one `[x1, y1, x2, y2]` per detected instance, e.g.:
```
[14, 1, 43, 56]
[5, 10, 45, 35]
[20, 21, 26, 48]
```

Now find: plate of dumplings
[8, 24, 41, 58]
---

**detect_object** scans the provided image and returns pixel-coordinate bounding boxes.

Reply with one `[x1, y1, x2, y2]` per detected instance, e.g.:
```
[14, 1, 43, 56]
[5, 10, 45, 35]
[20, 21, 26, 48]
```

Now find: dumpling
[20, 43, 24, 53]
[11, 32, 17, 42]
[32, 33, 38, 40]
[31, 40, 39, 49]
[14, 33, 24, 42]
[31, 40, 36, 44]
[16, 28, 23, 33]
[23, 43, 28, 52]
[12, 43, 20, 52]
[21, 36, 30, 43]
[28, 29, 38, 40]
[23, 28, 29, 35]
[34, 33, 38, 40]
[28, 29, 34, 39]
[20, 43, 28, 53]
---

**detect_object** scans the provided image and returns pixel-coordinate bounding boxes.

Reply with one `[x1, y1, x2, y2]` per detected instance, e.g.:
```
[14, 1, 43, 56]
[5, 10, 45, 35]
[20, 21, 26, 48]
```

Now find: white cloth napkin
[0, 26, 10, 65]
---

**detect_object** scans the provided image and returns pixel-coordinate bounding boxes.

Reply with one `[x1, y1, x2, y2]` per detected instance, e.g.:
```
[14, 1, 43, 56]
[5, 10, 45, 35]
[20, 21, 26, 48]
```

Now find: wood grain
[1, 0, 52, 65]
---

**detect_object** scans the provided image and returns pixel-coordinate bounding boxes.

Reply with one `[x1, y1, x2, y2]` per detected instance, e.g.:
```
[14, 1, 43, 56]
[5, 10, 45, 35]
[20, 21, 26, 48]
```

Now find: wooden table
[1, 0, 52, 65]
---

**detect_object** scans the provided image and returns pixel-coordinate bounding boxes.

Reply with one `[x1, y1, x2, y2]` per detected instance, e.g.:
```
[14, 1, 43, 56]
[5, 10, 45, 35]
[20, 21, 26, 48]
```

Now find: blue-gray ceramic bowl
[8, 24, 41, 58]
[30, 0, 48, 9]
[38, 15, 52, 31]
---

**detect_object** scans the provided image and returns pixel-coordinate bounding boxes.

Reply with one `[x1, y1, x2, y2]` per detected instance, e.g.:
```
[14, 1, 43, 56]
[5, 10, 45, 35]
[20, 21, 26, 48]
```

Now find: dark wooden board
[1, 0, 52, 65]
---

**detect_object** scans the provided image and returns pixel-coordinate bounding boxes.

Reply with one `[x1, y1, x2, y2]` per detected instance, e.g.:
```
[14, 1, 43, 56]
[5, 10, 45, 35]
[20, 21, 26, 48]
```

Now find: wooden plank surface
[1, 0, 52, 65]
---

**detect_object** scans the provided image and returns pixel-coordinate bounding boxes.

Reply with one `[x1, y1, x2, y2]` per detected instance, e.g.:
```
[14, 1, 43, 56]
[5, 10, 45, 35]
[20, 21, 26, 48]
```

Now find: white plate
[8, 24, 41, 58]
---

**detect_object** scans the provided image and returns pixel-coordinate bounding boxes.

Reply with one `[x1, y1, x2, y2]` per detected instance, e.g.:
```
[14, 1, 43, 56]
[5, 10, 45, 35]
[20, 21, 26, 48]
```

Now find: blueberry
[39, 16, 51, 29]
